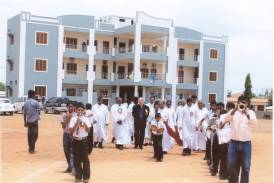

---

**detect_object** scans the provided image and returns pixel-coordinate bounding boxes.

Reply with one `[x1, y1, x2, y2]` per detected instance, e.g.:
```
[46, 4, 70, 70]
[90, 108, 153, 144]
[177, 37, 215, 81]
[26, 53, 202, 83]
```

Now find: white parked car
[13, 96, 28, 113]
[0, 98, 15, 115]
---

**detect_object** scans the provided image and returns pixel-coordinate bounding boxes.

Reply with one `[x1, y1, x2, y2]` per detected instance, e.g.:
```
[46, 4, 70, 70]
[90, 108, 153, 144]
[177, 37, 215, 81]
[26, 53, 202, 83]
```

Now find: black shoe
[139, 146, 143, 149]
[163, 151, 167, 154]
[63, 167, 72, 173]
[118, 145, 124, 150]
[111, 137, 115, 143]
[93, 142, 98, 148]
[143, 143, 148, 146]
[134, 146, 138, 149]
[98, 142, 103, 148]
[219, 175, 227, 180]
[211, 171, 217, 176]
[153, 154, 156, 158]
[156, 159, 163, 162]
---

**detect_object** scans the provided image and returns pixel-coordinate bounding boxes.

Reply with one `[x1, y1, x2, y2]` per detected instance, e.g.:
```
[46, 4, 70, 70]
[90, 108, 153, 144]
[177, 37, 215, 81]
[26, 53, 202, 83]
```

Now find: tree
[0, 82, 5, 91]
[243, 73, 253, 102]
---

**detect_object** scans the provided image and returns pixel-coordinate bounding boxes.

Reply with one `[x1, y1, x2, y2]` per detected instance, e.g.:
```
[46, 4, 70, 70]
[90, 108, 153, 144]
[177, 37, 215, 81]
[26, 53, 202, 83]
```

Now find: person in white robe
[175, 99, 186, 141]
[161, 100, 175, 154]
[145, 96, 155, 145]
[110, 97, 119, 143]
[92, 97, 109, 148]
[178, 98, 196, 156]
[127, 97, 138, 143]
[111, 97, 131, 150]
[194, 101, 208, 151]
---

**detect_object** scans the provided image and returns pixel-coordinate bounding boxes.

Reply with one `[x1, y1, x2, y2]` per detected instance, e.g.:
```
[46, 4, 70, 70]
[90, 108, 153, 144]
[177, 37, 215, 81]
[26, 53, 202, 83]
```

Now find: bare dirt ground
[1, 113, 273, 183]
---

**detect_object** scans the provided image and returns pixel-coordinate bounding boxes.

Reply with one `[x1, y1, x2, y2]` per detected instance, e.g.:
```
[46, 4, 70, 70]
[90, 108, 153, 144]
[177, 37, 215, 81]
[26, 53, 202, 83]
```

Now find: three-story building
[6, 11, 228, 107]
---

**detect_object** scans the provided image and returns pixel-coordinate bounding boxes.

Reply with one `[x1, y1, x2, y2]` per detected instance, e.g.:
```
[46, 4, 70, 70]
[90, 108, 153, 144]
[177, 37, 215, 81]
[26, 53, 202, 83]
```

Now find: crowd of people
[23, 89, 257, 183]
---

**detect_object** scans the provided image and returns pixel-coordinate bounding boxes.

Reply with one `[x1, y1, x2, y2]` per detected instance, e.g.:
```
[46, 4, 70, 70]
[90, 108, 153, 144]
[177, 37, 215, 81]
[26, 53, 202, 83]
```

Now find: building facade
[6, 11, 228, 107]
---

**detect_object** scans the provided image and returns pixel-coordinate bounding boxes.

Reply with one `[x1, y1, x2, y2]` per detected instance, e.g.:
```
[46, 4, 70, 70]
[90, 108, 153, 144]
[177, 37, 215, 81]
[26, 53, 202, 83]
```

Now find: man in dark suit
[132, 97, 150, 149]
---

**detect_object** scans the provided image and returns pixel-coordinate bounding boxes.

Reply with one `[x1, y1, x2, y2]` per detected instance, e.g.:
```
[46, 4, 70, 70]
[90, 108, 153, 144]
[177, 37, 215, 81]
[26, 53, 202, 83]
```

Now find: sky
[0, 0, 272, 94]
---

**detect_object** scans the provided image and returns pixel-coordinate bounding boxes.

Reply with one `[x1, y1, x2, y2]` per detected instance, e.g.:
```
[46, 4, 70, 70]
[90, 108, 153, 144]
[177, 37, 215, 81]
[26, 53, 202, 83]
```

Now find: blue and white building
[6, 11, 228, 106]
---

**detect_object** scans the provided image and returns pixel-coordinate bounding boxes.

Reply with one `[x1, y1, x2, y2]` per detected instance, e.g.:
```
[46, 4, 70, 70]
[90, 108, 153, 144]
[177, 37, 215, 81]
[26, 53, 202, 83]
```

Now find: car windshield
[0, 99, 11, 104]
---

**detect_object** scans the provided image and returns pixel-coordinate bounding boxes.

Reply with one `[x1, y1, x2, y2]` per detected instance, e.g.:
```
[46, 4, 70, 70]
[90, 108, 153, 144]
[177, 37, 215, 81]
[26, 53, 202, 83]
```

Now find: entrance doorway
[120, 86, 134, 103]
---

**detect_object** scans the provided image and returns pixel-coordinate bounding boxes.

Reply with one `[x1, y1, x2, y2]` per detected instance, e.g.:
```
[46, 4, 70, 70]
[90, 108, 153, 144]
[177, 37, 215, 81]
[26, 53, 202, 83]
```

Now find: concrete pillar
[171, 84, 176, 108]
[87, 28, 95, 104]
[134, 85, 138, 97]
[57, 25, 64, 97]
[161, 87, 165, 100]
[116, 85, 120, 97]
[198, 40, 204, 101]
[133, 16, 141, 82]
[142, 86, 146, 100]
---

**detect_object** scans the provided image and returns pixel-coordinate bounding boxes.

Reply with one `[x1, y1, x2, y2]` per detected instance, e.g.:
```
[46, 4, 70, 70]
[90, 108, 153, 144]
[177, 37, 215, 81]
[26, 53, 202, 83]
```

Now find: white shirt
[61, 112, 77, 133]
[85, 110, 96, 127]
[194, 107, 208, 127]
[224, 109, 257, 142]
[69, 115, 91, 138]
[150, 119, 165, 135]
[218, 113, 231, 144]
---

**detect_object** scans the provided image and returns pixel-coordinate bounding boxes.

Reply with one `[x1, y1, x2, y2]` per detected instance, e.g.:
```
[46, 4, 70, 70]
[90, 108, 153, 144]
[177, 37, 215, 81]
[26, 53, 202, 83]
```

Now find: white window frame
[208, 93, 217, 103]
[208, 71, 218, 82]
[34, 58, 48, 72]
[35, 31, 49, 45]
[34, 85, 47, 98]
[209, 48, 219, 60]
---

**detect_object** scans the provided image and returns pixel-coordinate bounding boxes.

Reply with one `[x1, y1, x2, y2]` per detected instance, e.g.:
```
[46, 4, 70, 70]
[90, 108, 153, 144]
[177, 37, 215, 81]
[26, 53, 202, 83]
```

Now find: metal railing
[115, 72, 133, 80]
[178, 54, 199, 61]
[178, 77, 198, 84]
[95, 72, 111, 79]
[141, 73, 165, 80]
[65, 44, 88, 52]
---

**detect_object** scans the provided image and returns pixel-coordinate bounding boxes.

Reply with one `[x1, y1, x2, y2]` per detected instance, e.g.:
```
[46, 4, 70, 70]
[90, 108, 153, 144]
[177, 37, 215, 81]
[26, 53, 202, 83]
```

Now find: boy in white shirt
[150, 113, 165, 162]
[218, 102, 235, 180]
[69, 103, 91, 183]
[85, 103, 96, 154]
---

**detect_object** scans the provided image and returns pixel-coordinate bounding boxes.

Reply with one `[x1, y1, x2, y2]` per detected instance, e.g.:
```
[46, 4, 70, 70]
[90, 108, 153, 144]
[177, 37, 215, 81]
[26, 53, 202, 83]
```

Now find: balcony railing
[115, 72, 133, 80]
[141, 73, 165, 80]
[65, 44, 88, 52]
[178, 77, 198, 84]
[178, 54, 199, 61]
[95, 72, 111, 79]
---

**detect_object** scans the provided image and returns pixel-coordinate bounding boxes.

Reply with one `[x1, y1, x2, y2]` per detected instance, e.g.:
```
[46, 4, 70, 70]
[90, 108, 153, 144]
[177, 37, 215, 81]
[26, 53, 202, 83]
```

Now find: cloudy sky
[0, 0, 272, 94]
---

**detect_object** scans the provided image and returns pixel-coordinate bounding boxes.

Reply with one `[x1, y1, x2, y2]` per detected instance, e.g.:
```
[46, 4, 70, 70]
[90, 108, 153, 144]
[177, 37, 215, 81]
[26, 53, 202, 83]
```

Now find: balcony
[177, 77, 198, 90]
[140, 73, 167, 86]
[93, 72, 112, 85]
[113, 72, 134, 85]
[94, 48, 113, 60]
[62, 72, 88, 84]
[177, 54, 199, 67]
[114, 48, 134, 60]
[63, 44, 89, 59]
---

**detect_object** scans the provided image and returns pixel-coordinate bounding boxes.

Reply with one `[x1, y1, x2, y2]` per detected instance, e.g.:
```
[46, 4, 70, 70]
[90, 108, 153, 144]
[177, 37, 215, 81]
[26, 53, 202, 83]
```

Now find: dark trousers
[27, 122, 38, 151]
[134, 121, 146, 148]
[205, 137, 211, 161]
[219, 143, 229, 177]
[228, 140, 251, 183]
[211, 133, 220, 173]
[88, 127, 93, 154]
[152, 134, 163, 160]
[72, 138, 90, 181]
[63, 133, 74, 170]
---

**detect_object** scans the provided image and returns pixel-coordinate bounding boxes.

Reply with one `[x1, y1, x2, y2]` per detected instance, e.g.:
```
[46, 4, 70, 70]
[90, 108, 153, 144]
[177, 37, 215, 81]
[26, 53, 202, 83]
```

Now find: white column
[161, 87, 165, 100]
[223, 42, 229, 104]
[18, 19, 26, 97]
[87, 29, 95, 104]
[56, 25, 64, 97]
[134, 85, 138, 97]
[142, 86, 146, 99]
[133, 15, 141, 82]
[166, 26, 177, 85]
[171, 84, 176, 108]
[198, 40, 204, 101]
[116, 85, 120, 97]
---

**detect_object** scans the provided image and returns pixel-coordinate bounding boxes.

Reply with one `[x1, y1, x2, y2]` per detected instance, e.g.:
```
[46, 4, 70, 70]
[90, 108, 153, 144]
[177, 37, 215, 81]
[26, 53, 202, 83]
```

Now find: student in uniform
[85, 103, 96, 154]
[144, 96, 155, 146]
[69, 102, 91, 183]
[23, 90, 42, 154]
[218, 102, 235, 180]
[60, 101, 76, 173]
[150, 113, 165, 162]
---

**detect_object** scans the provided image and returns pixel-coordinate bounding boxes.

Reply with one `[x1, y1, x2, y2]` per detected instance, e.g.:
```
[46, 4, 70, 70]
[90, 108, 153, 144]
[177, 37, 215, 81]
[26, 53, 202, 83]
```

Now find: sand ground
[1, 113, 273, 183]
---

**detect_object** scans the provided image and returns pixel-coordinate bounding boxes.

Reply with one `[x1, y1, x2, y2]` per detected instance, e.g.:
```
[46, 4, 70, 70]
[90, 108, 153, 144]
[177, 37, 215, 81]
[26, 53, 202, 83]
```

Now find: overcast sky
[0, 0, 272, 94]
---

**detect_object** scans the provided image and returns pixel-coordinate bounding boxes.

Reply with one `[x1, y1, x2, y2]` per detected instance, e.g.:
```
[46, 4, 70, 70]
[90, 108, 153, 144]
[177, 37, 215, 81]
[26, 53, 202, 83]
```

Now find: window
[103, 41, 110, 54]
[67, 63, 77, 74]
[35, 59, 47, 72]
[178, 66, 184, 83]
[36, 32, 48, 45]
[152, 45, 157, 52]
[66, 37, 77, 49]
[194, 49, 199, 61]
[257, 105, 265, 111]
[142, 45, 150, 52]
[210, 49, 218, 59]
[8, 33, 14, 45]
[141, 63, 149, 78]
[100, 89, 108, 97]
[209, 71, 217, 82]
[208, 93, 216, 103]
[128, 39, 134, 52]
[119, 42, 126, 53]
[7, 59, 14, 71]
[67, 88, 76, 96]
[151, 63, 157, 79]
[35, 86, 46, 97]
[94, 40, 98, 51]
[179, 48, 185, 60]
[86, 64, 89, 71]
[119, 18, 125, 22]
[194, 68, 199, 83]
